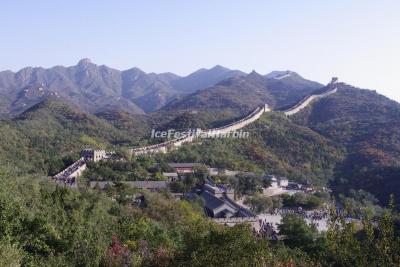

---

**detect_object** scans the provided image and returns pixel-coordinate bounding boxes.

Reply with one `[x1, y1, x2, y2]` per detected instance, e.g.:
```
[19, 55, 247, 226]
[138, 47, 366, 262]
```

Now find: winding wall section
[131, 78, 338, 155]
[281, 86, 337, 116]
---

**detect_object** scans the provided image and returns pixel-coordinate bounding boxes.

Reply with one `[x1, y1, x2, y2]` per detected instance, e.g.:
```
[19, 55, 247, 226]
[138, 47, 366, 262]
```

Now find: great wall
[280, 81, 338, 116]
[130, 77, 339, 155]
[131, 103, 270, 155]
[52, 149, 111, 187]
[53, 78, 338, 186]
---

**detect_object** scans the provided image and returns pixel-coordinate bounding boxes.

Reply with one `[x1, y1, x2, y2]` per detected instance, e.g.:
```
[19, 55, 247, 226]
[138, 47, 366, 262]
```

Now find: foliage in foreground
[1, 166, 400, 266]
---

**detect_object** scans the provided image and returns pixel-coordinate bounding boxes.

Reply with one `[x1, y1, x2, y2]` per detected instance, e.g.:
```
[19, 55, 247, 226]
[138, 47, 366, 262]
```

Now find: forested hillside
[2, 79, 400, 208]
[165, 112, 343, 185]
[293, 83, 400, 205]
[1, 160, 400, 266]
[0, 98, 137, 175]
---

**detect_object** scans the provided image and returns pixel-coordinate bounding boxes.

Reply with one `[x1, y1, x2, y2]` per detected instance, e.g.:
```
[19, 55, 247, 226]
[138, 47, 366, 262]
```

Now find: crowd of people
[302, 210, 329, 221]
[267, 208, 329, 221]
[253, 208, 330, 239]
[255, 218, 279, 240]
[53, 157, 86, 186]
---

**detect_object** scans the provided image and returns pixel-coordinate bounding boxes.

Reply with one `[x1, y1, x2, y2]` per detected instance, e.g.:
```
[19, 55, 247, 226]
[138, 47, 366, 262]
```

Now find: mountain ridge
[0, 60, 249, 118]
[162, 70, 324, 114]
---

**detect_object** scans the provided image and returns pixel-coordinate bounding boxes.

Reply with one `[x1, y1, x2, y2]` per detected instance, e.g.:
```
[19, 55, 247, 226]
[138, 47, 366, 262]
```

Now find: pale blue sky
[1, 0, 399, 101]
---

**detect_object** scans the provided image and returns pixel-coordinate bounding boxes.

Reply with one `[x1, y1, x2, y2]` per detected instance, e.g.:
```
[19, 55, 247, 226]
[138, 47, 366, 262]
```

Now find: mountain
[293, 83, 400, 206]
[95, 109, 154, 139]
[0, 97, 137, 174]
[162, 71, 324, 115]
[0, 61, 249, 118]
[162, 71, 275, 114]
[170, 65, 245, 94]
[264, 70, 323, 108]
[0, 59, 148, 117]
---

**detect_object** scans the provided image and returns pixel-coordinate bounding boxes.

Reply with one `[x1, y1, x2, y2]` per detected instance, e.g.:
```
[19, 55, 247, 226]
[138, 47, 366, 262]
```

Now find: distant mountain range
[0, 59, 323, 118]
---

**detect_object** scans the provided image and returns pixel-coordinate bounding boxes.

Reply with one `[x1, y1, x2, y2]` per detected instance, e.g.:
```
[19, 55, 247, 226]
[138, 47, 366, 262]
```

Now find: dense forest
[0, 98, 342, 185]
[0, 99, 138, 175]
[293, 84, 400, 206]
[1, 165, 400, 266]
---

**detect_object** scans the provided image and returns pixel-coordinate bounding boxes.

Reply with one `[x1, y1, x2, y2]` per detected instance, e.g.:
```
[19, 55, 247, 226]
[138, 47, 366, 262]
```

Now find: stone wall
[212, 216, 260, 229]
[52, 157, 87, 187]
[202, 104, 269, 137]
[131, 134, 195, 155]
[131, 79, 338, 156]
[131, 104, 270, 155]
[282, 87, 337, 116]
[52, 148, 116, 187]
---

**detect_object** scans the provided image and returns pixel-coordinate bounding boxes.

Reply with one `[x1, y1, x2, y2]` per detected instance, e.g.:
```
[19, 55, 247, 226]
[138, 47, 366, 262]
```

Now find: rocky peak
[77, 58, 94, 69]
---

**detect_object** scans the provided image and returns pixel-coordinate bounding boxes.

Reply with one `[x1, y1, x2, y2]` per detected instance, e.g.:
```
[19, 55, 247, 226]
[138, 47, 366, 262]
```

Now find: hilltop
[0, 98, 137, 174]
[162, 71, 322, 115]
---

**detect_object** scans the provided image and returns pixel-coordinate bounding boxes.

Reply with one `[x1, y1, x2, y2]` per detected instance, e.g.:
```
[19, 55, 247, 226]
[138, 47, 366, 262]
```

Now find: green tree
[176, 224, 272, 267]
[278, 213, 326, 257]
[244, 194, 273, 213]
[0, 242, 23, 267]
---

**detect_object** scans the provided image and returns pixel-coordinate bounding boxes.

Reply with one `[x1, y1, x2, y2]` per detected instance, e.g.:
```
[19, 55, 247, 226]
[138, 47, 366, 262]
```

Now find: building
[81, 149, 107, 162]
[279, 177, 289, 187]
[162, 172, 179, 182]
[202, 191, 237, 218]
[263, 175, 288, 187]
[201, 181, 254, 219]
[262, 175, 289, 197]
[168, 163, 199, 173]
[203, 183, 234, 199]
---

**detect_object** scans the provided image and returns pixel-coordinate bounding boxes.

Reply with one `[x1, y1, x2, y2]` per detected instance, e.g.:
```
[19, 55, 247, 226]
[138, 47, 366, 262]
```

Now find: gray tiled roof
[201, 191, 226, 210]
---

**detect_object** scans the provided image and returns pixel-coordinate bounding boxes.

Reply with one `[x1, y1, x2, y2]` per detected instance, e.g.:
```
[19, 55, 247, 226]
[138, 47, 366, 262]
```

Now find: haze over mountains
[0, 59, 322, 119]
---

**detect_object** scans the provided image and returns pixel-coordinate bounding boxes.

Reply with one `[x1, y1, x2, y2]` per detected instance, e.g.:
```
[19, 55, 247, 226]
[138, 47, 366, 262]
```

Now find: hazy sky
[1, 0, 399, 101]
